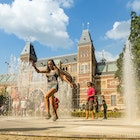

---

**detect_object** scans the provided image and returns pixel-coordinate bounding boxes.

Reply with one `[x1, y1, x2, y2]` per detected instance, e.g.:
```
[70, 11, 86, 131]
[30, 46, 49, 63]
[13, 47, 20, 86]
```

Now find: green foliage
[115, 48, 125, 93]
[115, 11, 140, 93]
[0, 86, 9, 106]
[0, 86, 7, 96]
[129, 11, 140, 76]
[71, 110, 124, 118]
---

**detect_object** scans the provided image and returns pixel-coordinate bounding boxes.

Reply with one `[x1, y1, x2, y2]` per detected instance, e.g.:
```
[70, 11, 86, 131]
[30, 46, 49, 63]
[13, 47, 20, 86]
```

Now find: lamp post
[5, 61, 10, 74]
[5, 61, 11, 116]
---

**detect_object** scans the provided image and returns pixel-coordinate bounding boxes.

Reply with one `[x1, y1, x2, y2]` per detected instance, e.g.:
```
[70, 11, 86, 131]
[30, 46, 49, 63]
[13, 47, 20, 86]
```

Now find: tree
[115, 11, 140, 93]
[115, 47, 125, 93]
[0, 86, 10, 115]
[0, 86, 7, 105]
[129, 11, 140, 80]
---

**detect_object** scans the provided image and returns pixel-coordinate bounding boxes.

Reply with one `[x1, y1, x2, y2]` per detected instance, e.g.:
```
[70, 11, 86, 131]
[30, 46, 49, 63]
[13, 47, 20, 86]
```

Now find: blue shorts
[47, 84, 58, 92]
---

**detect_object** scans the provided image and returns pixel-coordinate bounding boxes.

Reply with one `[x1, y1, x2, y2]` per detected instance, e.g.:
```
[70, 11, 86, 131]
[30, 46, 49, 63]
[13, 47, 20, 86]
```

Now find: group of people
[11, 59, 107, 121]
[3, 59, 107, 121]
[85, 82, 107, 120]
[0, 58, 109, 121]
[12, 94, 29, 117]
[32, 59, 108, 121]
[11, 94, 60, 117]
[10, 58, 69, 120]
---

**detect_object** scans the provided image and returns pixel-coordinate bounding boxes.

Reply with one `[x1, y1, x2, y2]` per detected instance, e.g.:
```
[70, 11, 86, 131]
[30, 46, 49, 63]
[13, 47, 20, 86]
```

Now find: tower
[20, 42, 37, 62]
[77, 29, 97, 104]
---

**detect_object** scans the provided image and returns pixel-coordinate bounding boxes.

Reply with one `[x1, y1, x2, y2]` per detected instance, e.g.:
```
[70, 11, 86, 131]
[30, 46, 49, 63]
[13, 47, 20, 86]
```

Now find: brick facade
[0, 29, 122, 110]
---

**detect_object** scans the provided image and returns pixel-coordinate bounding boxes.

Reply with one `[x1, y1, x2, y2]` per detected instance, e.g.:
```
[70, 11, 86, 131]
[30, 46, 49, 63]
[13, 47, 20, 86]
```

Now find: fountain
[7, 55, 72, 118]
[1, 43, 140, 139]
[123, 39, 139, 122]
[57, 78, 73, 117]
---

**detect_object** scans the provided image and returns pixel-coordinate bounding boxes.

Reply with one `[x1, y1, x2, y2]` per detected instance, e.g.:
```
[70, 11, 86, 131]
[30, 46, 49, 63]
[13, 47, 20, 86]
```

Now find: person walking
[85, 82, 95, 120]
[32, 59, 73, 121]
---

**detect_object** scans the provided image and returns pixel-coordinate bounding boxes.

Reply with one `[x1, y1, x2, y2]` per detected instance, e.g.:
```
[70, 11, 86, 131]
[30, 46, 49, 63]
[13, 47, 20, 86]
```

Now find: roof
[20, 42, 37, 62]
[78, 29, 92, 46]
[0, 74, 17, 84]
[36, 53, 77, 67]
[0, 61, 118, 84]
[96, 61, 118, 75]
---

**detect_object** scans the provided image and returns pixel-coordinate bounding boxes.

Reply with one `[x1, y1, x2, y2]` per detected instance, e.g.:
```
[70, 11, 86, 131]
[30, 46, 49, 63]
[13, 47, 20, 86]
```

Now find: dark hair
[101, 95, 105, 99]
[46, 59, 72, 82]
[46, 59, 59, 73]
[87, 82, 93, 86]
[102, 100, 106, 103]
[95, 95, 98, 100]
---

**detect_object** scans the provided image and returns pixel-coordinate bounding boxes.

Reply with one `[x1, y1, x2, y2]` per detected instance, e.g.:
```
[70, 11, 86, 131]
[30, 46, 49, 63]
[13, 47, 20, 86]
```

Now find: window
[71, 64, 77, 72]
[80, 64, 88, 73]
[86, 50, 89, 57]
[111, 95, 116, 106]
[80, 51, 82, 58]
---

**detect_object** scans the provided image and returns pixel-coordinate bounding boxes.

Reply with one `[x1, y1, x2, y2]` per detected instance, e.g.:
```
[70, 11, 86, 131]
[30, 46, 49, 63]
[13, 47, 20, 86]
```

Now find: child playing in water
[32, 59, 73, 121]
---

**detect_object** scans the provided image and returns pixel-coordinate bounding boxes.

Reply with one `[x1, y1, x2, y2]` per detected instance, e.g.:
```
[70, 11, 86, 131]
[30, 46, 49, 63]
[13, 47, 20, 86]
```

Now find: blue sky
[0, 0, 140, 74]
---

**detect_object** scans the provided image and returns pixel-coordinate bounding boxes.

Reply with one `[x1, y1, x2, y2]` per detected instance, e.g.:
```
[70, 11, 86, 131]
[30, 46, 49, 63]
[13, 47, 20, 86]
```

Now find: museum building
[0, 29, 123, 110]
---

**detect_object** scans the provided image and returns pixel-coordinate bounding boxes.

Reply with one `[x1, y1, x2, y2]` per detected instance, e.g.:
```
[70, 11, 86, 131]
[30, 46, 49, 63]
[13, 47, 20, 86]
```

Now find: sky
[0, 0, 140, 74]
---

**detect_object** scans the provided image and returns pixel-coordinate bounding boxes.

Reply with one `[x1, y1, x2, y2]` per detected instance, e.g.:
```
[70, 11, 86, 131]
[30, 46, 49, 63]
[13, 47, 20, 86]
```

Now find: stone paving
[0, 116, 140, 140]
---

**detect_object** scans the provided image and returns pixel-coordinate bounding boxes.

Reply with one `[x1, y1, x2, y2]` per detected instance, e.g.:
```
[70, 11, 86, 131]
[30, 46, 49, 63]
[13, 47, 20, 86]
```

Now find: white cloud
[0, 0, 74, 49]
[127, 0, 140, 13]
[55, 0, 74, 8]
[105, 20, 130, 40]
[95, 50, 119, 62]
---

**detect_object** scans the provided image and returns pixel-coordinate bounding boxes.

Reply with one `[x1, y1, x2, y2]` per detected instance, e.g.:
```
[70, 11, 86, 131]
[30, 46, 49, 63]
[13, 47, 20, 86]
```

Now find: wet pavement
[0, 116, 140, 140]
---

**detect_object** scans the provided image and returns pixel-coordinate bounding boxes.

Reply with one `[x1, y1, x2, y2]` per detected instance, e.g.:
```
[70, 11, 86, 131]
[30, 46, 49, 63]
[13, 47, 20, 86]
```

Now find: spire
[78, 29, 92, 46]
[87, 22, 90, 30]
[101, 50, 106, 63]
[20, 42, 37, 62]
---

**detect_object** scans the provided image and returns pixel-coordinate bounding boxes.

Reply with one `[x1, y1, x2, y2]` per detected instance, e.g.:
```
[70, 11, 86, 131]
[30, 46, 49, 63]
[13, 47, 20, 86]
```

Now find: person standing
[12, 88, 20, 116]
[32, 59, 73, 121]
[20, 96, 27, 117]
[0, 105, 4, 115]
[94, 96, 99, 119]
[39, 98, 45, 117]
[85, 82, 95, 120]
[101, 95, 107, 119]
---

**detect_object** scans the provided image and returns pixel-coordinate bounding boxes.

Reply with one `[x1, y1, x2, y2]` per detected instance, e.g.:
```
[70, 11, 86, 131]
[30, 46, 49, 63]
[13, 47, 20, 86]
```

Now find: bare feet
[45, 114, 51, 119]
[53, 116, 58, 121]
